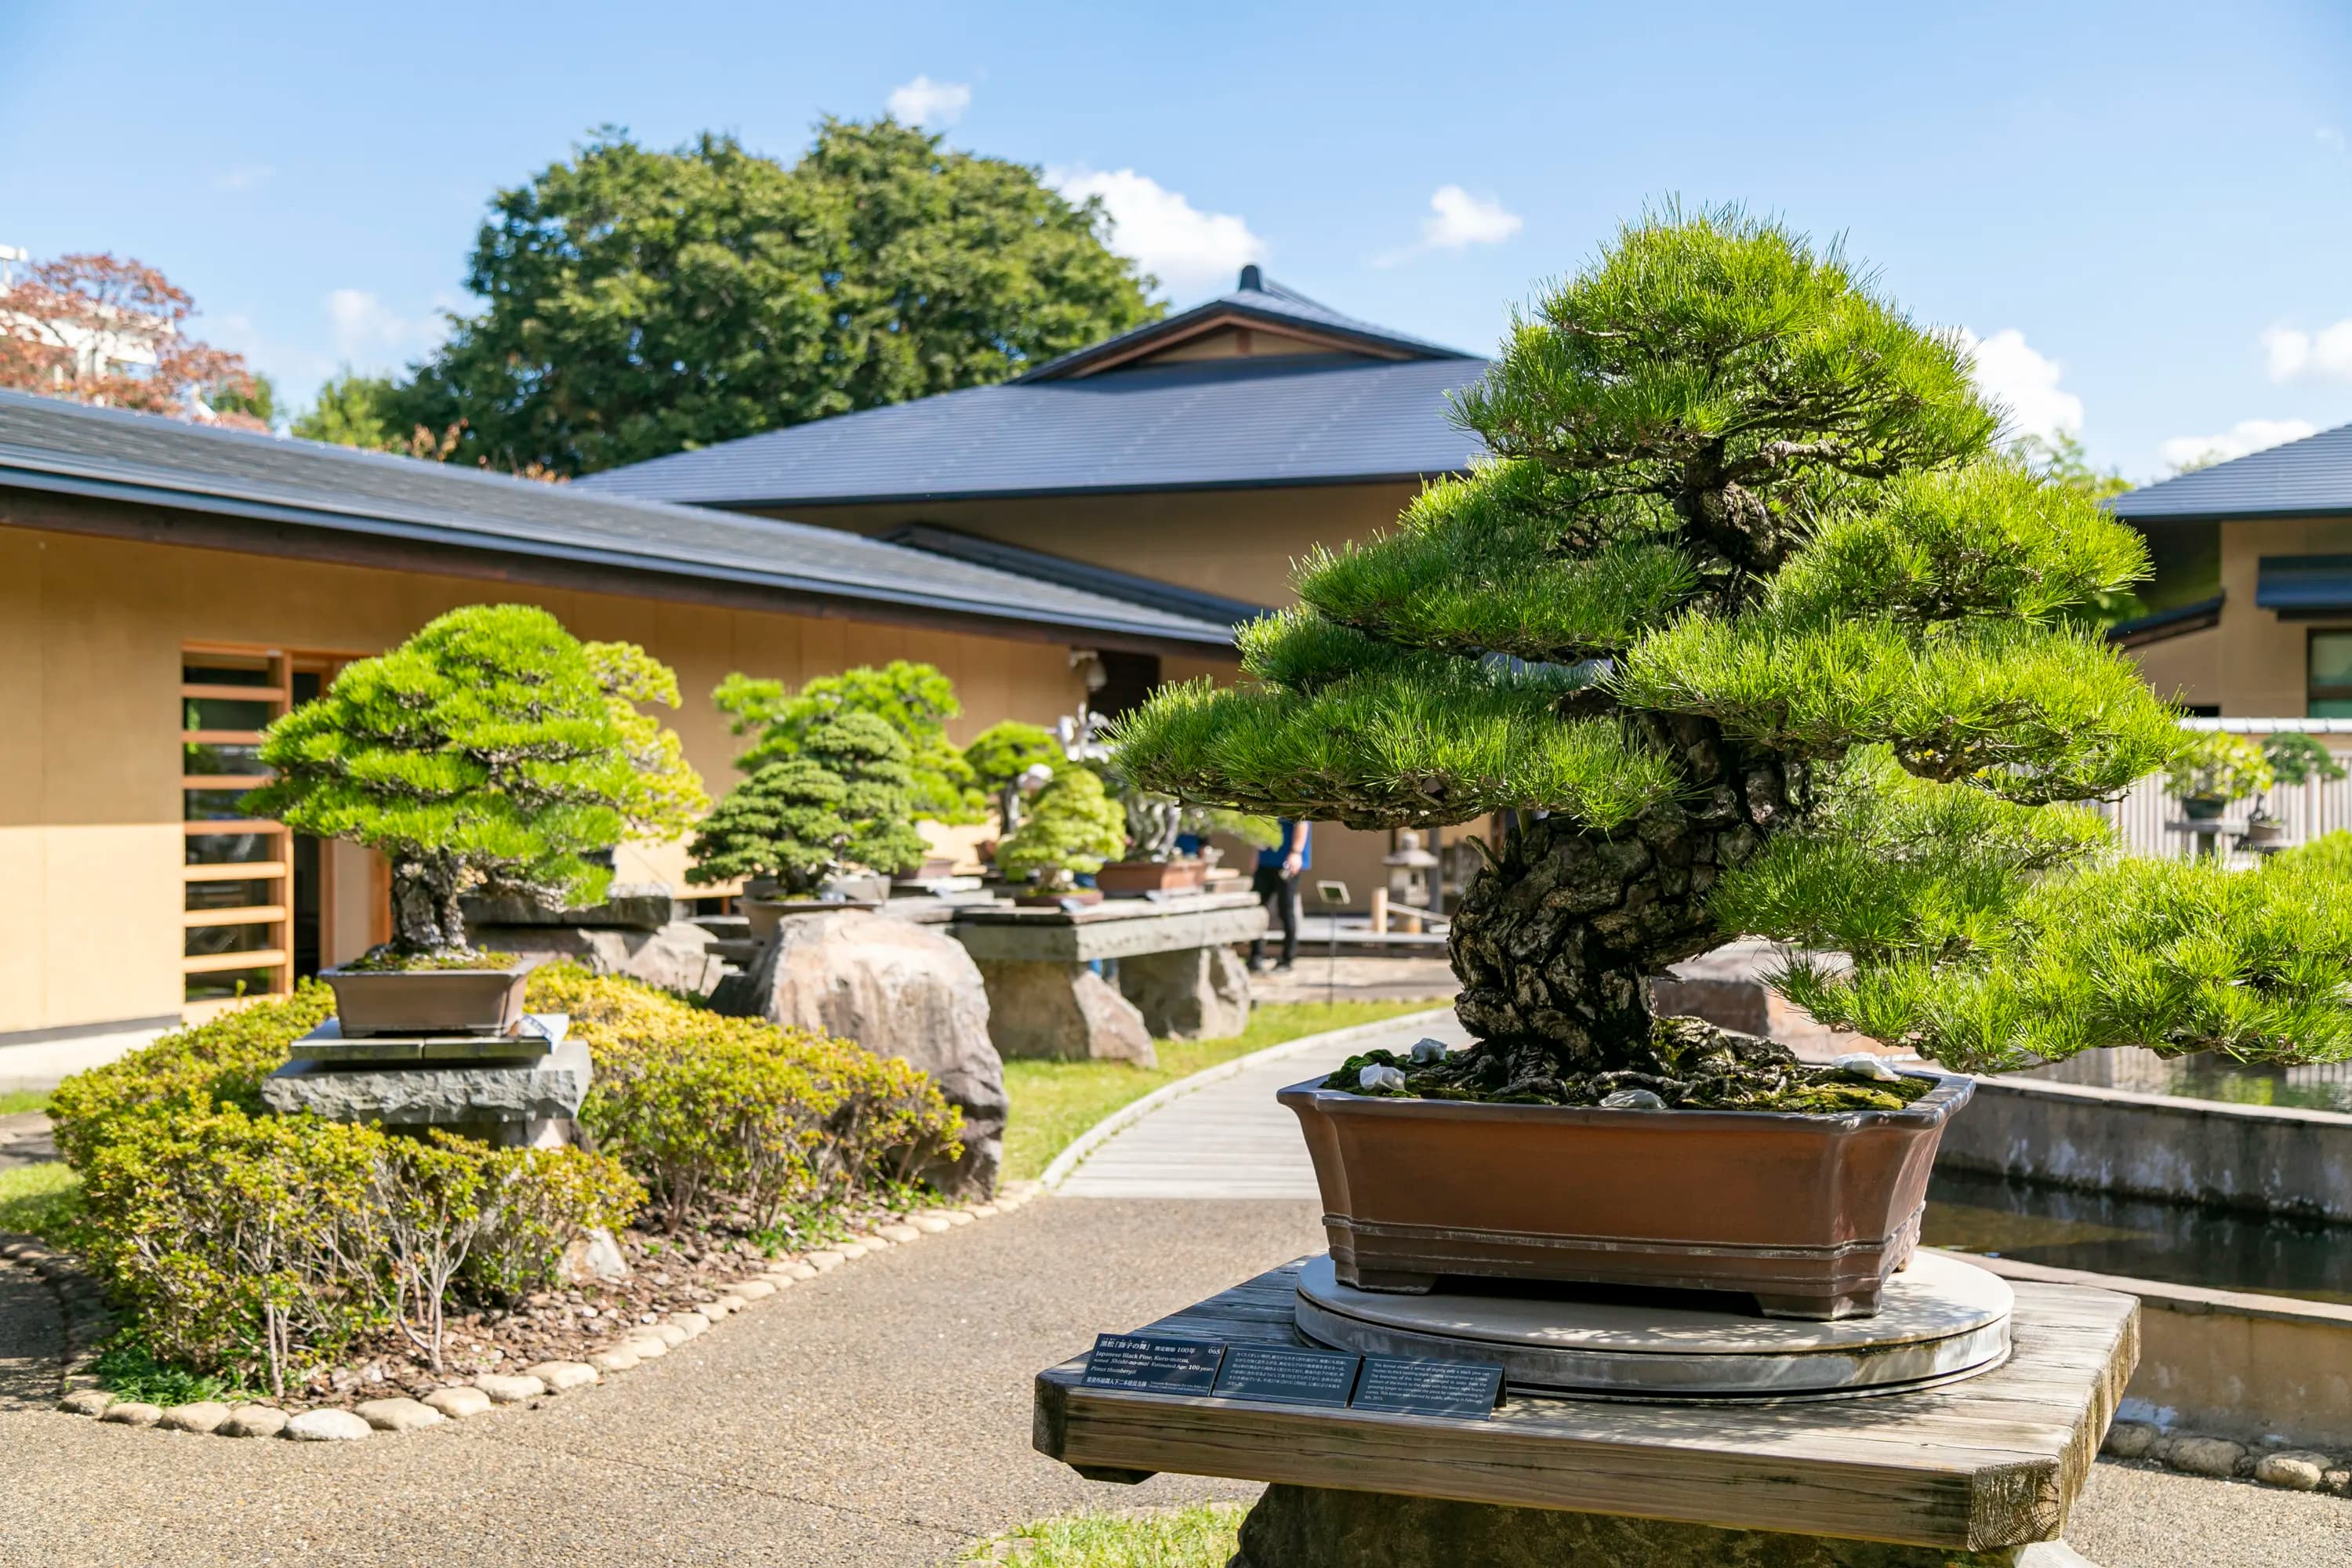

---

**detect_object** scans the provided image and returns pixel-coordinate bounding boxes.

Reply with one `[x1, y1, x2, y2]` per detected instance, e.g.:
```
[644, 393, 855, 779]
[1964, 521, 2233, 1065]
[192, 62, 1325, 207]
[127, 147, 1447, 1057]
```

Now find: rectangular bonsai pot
[322, 961, 532, 1037]
[1093, 858, 1210, 896]
[1278, 1070, 1973, 1319]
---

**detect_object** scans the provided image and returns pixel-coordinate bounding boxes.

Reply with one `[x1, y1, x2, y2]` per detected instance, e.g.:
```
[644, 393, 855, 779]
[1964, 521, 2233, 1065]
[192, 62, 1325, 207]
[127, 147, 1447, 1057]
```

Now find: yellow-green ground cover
[962, 1504, 1246, 1566]
[999, 1000, 1436, 1182]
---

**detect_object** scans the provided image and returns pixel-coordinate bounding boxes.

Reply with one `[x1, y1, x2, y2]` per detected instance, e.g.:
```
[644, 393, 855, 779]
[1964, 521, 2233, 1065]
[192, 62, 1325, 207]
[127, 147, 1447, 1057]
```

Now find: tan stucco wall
[767, 481, 1432, 608]
[2114, 516, 2352, 716]
[0, 525, 1091, 1036]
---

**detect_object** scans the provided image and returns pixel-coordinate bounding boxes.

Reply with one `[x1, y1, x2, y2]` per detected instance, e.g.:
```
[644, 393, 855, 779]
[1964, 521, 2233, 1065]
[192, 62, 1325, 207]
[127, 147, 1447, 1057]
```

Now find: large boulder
[975, 960, 1156, 1066]
[477, 920, 728, 999]
[713, 910, 1005, 1196]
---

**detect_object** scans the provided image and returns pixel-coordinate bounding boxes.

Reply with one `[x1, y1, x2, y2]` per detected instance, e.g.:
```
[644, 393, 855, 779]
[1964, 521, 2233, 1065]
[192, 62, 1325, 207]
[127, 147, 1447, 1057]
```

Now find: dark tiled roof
[0, 390, 1238, 649]
[2107, 422, 2352, 520]
[1014, 267, 1475, 382]
[579, 353, 1490, 508]
[877, 522, 1272, 627]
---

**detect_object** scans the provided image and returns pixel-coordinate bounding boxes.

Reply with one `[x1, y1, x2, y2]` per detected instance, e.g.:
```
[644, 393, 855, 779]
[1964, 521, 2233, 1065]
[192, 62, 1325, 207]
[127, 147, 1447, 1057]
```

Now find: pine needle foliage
[1116, 205, 2352, 1082]
[242, 604, 701, 956]
[996, 769, 1127, 891]
[714, 659, 985, 823]
[687, 761, 853, 895]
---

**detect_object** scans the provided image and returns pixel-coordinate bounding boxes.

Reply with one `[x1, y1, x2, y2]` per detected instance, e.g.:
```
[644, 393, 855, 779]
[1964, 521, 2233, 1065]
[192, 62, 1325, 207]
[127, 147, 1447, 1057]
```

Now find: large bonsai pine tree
[1117, 209, 2352, 1107]
[245, 604, 705, 958]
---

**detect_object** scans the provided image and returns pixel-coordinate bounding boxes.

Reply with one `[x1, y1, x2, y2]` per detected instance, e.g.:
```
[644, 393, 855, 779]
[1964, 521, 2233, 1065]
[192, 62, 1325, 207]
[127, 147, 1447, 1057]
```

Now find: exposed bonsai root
[1320, 1016, 1933, 1112]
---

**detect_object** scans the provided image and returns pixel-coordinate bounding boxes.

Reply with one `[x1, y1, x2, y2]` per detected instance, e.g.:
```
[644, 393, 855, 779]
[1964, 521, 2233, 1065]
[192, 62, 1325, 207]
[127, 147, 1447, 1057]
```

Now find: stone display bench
[1034, 1258, 2139, 1566]
[262, 1015, 590, 1149]
[949, 892, 1266, 1063]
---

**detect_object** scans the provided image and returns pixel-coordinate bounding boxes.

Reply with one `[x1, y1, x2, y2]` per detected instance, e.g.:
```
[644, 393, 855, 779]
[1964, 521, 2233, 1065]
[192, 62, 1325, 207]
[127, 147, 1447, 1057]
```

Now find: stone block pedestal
[261, 1021, 590, 1148]
[975, 960, 1155, 1065]
[1232, 1484, 2093, 1567]
[1119, 946, 1250, 1040]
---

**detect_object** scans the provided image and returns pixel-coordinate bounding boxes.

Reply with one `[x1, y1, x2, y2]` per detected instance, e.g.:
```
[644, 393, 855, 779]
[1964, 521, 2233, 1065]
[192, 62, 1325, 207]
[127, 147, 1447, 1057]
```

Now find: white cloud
[2321, 126, 2348, 156]
[325, 289, 446, 366]
[2261, 321, 2352, 382]
[1374, 185, 1523, 267]
[887, 74, 971, 129]
[211, 165, 274, 192]
[2160, 418, 2318, 471]
[1958, 327, 2082, 444]
[1049, 167, 1265, 295]
[1423, 186, 1522, 250]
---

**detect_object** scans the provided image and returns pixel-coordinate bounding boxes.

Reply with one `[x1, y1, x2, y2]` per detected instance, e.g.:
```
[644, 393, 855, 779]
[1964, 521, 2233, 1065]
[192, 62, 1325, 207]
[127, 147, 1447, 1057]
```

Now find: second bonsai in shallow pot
[688, 711, 927, 942]
[1113, 208, 2352, 1321]
[995, 768, 1126, 906]
[244, 606, 706, 1036]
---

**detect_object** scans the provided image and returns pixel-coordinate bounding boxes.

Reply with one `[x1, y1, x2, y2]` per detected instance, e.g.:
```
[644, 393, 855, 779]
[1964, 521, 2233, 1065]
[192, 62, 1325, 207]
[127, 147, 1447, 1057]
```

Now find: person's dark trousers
[1250, 865, 1301, 969]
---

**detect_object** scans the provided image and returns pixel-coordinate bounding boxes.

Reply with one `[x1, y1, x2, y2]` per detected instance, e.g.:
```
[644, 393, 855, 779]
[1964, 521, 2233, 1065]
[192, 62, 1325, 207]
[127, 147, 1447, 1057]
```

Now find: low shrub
[48, 982, 336, 1169]
[70, 1095, 641, 1392]
[531, 964, 963, 1235]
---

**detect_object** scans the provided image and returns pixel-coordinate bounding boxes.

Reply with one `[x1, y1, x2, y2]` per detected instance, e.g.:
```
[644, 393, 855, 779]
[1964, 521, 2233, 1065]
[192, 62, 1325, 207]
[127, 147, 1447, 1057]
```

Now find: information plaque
[1349, 1354, 1504, 1418]
[1083, 1334, 1225, 1395]
[1210, 1342, 1362, 1407]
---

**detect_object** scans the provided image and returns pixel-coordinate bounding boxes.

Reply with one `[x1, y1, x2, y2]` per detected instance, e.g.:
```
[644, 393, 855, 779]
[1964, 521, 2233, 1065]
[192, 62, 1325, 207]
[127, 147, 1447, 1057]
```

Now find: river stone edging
[3, 1180, 1042, 1443]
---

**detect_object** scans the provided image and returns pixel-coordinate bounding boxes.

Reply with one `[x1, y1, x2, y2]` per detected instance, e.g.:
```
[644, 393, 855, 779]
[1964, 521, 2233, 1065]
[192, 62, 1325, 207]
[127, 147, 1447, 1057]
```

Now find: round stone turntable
[1294, 1251, 2013, 1400]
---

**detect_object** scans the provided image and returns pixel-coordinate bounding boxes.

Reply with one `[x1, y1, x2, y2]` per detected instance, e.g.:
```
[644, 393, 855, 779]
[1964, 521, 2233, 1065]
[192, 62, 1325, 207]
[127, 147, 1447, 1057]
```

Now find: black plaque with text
[1349, 1355, 1504, 1418]
[1083, 1334, 1225, 1395]
[1211, 1342, 1362, 1407]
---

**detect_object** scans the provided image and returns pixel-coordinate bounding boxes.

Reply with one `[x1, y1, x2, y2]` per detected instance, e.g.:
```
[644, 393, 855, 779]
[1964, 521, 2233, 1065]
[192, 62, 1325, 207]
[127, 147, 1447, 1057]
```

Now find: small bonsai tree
[713, 660, 985, 823]
[686, 761, 853, 897]
[800, 710, 931, 875]
[1117, 206, 2352, 1102]
[244, 604, 704, 959]
[996, 768, 1127, 893]
[965, 720, 1064, 832]
[2165, 732, 2272, 815]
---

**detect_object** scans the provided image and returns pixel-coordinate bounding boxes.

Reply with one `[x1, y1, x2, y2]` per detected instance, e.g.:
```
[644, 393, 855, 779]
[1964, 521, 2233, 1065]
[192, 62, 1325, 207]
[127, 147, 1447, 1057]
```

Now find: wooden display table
[952, 891, 1267, 1059]
[1034, 1258, 2138, 1566]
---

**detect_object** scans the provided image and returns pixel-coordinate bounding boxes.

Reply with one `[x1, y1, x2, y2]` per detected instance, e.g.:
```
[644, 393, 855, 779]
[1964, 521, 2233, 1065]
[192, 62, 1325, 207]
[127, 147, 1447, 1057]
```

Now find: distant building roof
[0, 390, 1239, 652]
[1015, 265, 1476, 382]
[579, 269, 1490, 510]
[2108, 422, 2352, 521]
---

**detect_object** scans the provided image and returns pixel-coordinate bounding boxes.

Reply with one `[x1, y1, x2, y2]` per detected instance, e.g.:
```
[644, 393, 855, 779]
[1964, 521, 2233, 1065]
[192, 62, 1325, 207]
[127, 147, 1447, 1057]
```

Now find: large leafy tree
[1117, 207, 2352, 1106]
[0, 252, 267, 428]
[378, 120, 1157, 476]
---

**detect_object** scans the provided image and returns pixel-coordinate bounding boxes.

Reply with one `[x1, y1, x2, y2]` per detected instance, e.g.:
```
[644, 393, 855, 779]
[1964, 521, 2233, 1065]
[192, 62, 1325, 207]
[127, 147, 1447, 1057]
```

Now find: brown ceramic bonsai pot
[322, 960, 531, 1037]
[1278, 1069, 1973, 1320]
[1093, 858, 1210, 896]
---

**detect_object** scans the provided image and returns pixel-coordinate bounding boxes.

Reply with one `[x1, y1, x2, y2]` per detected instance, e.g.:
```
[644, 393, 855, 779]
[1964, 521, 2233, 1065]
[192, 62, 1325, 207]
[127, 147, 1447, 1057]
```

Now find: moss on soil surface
[339, 949, 521, 972]
[999, 1000, 1439, 1181]
[961, 1504, 1246, 1566]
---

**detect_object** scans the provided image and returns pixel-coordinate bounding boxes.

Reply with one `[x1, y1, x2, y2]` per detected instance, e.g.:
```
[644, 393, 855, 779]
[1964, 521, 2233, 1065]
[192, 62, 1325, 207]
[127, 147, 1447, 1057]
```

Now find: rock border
[5, 1179, 1043, 1443]
[2100, 1419, 2352, 1495]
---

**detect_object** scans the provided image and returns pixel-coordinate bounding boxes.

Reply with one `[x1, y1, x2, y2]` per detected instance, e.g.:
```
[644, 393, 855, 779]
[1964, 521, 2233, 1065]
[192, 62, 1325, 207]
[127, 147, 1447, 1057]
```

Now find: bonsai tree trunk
[1450, 720, 1799, 1079]
[389, 854, 469, 956]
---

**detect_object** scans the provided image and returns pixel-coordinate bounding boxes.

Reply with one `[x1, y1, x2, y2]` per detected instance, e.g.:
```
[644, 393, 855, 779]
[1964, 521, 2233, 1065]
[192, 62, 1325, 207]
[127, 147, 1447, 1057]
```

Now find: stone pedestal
[949, 892, 1264, 1064]
[1119, 946, 1250, 1039]
[1232, 1484, 2094, 1568]
[262, 1023, 590, 1146]
[975, 960, 1155, 1065]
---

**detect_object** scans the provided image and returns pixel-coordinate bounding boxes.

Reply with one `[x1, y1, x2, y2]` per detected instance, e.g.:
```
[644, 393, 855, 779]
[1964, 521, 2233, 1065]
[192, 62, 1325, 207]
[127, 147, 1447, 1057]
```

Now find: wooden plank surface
[1035, 1261, 2138, 1552]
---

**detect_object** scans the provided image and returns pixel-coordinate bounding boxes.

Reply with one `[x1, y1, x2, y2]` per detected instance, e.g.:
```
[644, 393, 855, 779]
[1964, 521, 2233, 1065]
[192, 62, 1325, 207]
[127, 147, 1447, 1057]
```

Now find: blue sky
[4, 0, 2348, 479]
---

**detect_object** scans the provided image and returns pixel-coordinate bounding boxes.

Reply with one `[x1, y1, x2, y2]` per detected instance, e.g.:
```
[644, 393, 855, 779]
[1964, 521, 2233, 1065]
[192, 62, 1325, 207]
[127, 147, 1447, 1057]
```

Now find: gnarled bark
[1449, 715, 1798, 1076]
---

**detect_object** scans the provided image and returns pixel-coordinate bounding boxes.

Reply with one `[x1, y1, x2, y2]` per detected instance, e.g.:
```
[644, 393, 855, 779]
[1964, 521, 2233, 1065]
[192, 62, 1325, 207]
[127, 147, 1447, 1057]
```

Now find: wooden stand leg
[1230, 1484, 2092, 1568]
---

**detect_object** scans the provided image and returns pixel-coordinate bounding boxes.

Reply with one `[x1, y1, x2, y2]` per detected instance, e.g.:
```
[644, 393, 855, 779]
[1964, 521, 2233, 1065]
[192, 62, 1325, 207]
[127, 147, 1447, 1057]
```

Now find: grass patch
[999, 1000, 1441, 1181]
[963, 1504, 1245, 1566]
[0, 1090, 50, 1116]
[89, 1330, 260, 1406]
[0, 1161, 79, 1243]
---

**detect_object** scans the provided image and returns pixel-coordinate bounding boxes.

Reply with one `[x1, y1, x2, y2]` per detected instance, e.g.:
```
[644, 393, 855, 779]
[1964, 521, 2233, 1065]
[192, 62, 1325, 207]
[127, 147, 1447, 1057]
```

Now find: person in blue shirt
[1248, 818, 1309, 973]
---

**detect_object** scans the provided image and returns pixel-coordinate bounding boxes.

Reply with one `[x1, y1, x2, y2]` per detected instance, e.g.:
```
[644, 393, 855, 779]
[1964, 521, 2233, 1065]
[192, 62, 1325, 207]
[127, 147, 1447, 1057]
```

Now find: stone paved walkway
[1057, 1011, 1465, 1199]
